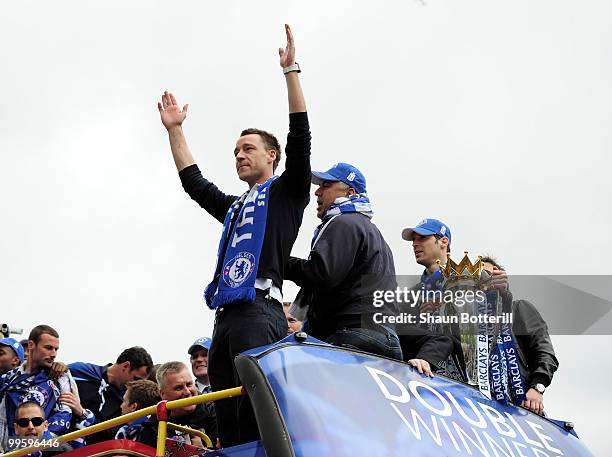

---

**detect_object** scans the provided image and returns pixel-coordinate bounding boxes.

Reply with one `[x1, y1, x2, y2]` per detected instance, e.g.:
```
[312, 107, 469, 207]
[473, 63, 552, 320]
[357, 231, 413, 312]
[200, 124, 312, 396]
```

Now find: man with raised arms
[157, 25, 310, 447]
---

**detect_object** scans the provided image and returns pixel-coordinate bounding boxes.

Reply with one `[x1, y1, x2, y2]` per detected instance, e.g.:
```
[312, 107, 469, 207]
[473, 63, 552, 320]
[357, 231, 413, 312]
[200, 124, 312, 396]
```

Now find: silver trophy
[439, 252, 502, 398]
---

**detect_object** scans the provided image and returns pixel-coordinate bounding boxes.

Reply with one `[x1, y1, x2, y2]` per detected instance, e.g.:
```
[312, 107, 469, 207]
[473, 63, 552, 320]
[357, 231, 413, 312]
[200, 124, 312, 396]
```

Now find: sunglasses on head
[16, 417, 44, 427]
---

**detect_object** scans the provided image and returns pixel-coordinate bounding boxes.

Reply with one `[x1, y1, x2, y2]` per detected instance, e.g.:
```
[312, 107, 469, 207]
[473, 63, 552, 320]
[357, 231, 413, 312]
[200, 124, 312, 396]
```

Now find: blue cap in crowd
[188, 337, 212, 355]
[0, 337, 25, 363]
[402, 218, 452, 245]
[311, 162, 367, 194]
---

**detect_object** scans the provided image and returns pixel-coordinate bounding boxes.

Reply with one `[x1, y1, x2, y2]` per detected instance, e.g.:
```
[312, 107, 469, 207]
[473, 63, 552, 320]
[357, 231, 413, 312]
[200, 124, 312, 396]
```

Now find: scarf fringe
[211, 287, 256, 309]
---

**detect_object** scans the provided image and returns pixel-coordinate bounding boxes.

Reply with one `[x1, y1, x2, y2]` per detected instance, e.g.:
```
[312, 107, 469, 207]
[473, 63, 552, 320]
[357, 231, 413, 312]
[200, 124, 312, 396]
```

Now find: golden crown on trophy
[438, 251, 484, 283]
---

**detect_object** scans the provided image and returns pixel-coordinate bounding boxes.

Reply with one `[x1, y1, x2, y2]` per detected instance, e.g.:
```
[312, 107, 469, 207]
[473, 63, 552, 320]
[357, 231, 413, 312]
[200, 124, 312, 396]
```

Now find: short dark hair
[125, 380, 160, 409]
[116, 347, 153, 372]
[480, 255, 505, 271]
[28, 325, 59, 344]
[16, 401, 45, 419]
[240, 128, 282, 171]
[148, 364, 161, 382]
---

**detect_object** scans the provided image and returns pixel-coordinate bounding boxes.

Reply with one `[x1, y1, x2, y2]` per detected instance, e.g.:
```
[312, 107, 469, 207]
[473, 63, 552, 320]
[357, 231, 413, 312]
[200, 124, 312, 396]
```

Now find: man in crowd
[285, 164, 449, 375]
[68, 346, 153, 443]
[10, 401, 73, 456]
[0, 325, 72, 450]
[188, 337, 211, 394]
[136, 362, 217, 448]
[283, 303, 302, 335]
[115, 380, 161, 440]
[13, 401, 48, 441]
[0, 338, 24, 376]
[11, 401, 49, 456]
[481, 256, 558, 416]
[157, 24, 310, 446]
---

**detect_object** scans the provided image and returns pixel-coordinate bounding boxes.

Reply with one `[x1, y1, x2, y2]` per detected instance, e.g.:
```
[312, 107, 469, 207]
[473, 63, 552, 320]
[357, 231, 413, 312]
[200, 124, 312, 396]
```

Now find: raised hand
[158, 91, 189, 131]
[278, 24, 296, 69]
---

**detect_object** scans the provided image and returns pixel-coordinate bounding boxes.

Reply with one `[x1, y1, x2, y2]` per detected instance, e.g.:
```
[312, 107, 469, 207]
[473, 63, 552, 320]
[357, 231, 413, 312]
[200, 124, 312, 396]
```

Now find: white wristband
[283, 63, 301, 75]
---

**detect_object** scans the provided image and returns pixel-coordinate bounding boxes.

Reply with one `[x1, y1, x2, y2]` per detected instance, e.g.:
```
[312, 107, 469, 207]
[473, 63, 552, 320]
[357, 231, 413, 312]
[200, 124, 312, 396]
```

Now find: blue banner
[249, 340, 594, 457]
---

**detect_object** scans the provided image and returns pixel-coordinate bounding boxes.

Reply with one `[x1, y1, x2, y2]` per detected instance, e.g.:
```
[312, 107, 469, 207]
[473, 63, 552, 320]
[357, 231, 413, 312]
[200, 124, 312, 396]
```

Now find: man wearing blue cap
[188, 337, 212, 394]
[401, 219, 452, 271]
[285, 162, 405, 360]
[401, 218, 467, 381]
[0, 338, 24, 376]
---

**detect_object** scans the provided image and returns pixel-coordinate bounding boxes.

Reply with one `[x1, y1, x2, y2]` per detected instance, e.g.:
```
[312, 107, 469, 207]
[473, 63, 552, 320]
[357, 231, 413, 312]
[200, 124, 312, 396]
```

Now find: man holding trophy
[402, 218, 554, 415]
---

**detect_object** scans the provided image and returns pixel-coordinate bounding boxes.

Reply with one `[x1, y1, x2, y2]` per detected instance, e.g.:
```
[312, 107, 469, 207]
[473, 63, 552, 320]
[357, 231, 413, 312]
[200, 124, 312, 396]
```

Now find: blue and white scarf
[204, 176, 277, 309]
[322, 193, 372, 218]
[312, 194, 373, 245]
[115, 415, 148, 441]
[68, 408, 96, 449]
[0, 366, 71, 444]
[293, 194, 373, 326]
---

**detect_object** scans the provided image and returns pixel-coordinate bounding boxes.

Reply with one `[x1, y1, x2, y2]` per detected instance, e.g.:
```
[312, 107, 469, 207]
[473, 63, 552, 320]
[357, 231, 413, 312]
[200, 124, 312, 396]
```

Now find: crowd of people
[0, 311, 307, 454]
[0, 325, 222, 454]
[0, 23, 558, 455]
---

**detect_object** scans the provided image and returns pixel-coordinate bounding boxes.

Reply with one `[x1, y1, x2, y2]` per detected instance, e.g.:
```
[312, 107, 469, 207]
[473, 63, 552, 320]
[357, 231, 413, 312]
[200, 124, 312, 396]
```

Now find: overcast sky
[1, 1, 610, 454]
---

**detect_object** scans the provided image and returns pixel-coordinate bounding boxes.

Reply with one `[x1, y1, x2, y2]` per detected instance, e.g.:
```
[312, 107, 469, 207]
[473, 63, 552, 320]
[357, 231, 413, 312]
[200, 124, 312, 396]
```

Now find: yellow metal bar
[156, 420, 167, 457]
[165, 386, 244, 411]
[167, 422, 213, 448]
[1, 387, 244, 457]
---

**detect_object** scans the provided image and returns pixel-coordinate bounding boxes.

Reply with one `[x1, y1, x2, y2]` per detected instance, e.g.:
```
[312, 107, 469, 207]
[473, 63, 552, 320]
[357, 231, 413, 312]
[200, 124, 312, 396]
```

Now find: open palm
[158, 91, 189, 130]
[278, 24, 296, 68]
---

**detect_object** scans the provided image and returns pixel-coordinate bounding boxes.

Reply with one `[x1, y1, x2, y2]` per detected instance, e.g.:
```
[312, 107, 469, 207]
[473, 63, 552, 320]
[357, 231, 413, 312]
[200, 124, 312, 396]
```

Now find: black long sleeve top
[179, 112, 311, 291]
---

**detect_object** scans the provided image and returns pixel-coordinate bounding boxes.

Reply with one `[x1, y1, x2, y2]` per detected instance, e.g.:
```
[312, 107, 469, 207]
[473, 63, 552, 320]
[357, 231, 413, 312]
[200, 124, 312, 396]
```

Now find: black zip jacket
[503, 291, 559, 388]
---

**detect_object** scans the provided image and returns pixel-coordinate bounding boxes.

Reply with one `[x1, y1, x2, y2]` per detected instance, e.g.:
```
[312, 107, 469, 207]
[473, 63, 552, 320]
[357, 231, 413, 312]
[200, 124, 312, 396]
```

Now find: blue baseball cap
[311, 162, 367, 194]
[401, 218, 452, 245]
[188, 337, 211, 355]
[0, 337, 25, 363]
